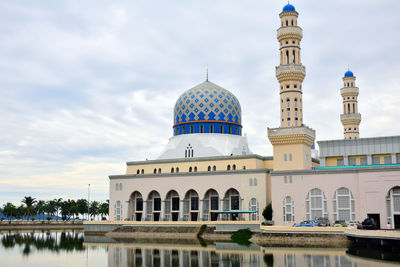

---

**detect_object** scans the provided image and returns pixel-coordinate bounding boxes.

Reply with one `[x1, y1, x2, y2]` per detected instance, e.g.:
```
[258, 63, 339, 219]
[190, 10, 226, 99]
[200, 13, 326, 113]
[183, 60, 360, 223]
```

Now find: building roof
[282, 3, 296, 12]
[344, 70, 354, 77]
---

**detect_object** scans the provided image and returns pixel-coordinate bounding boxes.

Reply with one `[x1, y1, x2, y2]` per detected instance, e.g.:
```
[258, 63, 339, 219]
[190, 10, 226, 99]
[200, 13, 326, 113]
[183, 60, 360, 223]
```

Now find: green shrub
[231, 228, 252, 246]
[263, 254, 274, 267]
[31, 217, 35, 221]
[262, 204, 273, 220]
[197, 224, 207, 238]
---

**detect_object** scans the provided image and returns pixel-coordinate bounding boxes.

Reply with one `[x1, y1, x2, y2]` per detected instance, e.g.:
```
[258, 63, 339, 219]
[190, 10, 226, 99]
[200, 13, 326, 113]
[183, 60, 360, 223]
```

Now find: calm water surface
[0, 231, 399, 267]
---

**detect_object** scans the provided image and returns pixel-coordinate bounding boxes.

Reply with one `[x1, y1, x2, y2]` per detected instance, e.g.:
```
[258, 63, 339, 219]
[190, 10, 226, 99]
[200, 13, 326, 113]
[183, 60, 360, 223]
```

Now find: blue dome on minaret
[344, 70, 354, 77]
[173, 80, 242, 136]
[282, 3, 296, 12]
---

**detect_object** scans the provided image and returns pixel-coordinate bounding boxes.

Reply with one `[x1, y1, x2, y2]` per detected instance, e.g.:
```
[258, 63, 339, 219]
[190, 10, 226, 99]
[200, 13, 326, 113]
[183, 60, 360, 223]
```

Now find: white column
[220, 199, 224, 221]
[179, 200, 184, 221]
[143, 201, 148, 221]
[199, 200, 204, 221]
[125, 201, 129, 220]
[160, 249, 165, 267]
[179, 250, 184, 267]
[241, 199, 244, 220]
[161, 201, 166, 221]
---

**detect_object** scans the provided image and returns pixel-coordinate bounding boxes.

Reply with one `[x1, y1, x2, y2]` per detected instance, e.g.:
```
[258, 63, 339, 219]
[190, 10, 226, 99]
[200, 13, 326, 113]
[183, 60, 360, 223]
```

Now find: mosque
[109, 3, 400, 229]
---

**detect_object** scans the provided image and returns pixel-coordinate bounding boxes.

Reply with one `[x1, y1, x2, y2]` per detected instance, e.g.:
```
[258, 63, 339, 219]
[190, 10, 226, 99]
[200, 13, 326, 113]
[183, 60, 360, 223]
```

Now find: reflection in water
[1, 231, 84, 256]
[1, 231, 399, 267]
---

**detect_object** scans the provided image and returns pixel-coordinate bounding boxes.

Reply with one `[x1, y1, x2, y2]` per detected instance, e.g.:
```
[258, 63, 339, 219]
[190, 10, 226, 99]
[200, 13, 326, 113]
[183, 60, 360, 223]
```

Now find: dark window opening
[233, 164, 236, 170]
[171, 168, 174, 173]
[213, 166, 216, 171]
[191, 197, 199, 210]
[154, 198, 161, 211]
[231, 196, 240, 210]
[172, 197, 179, 211]
[190, 125, 194, 133]
[208, 166, 211, 171]
[229, 126, 232, 134]
[153, 168, 156, 174]
[194, 166, 197, 172]
[210, 125, 214, 133]
[227, 165, 231, 170]
[189, 167, 192, 172]
[200, 125, 204, 133]
[211, 197, 219, 210]
[136, 198, 143, 211]
[158, 168, 161, 174]
[220, 125, 223, 133]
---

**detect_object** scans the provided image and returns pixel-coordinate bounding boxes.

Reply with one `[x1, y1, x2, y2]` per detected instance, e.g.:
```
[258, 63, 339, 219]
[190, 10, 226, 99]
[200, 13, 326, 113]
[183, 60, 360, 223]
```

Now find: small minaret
[340, 70, 361, 139]
[267, 3, 316, 171]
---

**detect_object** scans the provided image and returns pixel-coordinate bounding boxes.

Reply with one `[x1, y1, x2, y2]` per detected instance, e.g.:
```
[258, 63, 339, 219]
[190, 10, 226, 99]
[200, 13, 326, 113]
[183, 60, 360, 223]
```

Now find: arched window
[210, 124, 214, 133]
[287, 98, 290, 109]
[294, 98, 298, 108]
[286, 50, 289, 64]
[194, 166, 197, 172]
[200, 125, 204, 133]
[243, 166, 246, 170]
[233, 164, 236, 170]
[158, 168, 161, 174]
[229, 125, 232, 134]
[249, 178, 253, 186]
[119, 183, 122, 191]
[306, 188, 328, 220]
[254, 178, 257, 186]
[289, 154, 293, 161]
[141, 169, 144, 174]
[176, 167, 179, 173]
[283, 196, 294, 222]
[115, 201, 122, 221]
[353, 103, 355, 113]
[227, 165, 231, 171]
[219, 125, 223, 133]
[286, 20, 288, 26]
[115, 183, 119, 191]
[182, 126, 186, 134]
[208, 166, 211, 171]
[348, 103, 350, 113]
[189, 167, 192, 172]
[333, 187, 355, 221]
[386, 187, 400, 227]
[213, 166, 216, 171]
[291, 20, 293, 26]
[249, 198, 259, 221]
[190, 125, 194, 133]
[171, 167, 174, 173]
[154, 168, 157, 174]
[284, 154, 287, 161]
[137, 170, 140, 175]
[292, 50, 295, 64]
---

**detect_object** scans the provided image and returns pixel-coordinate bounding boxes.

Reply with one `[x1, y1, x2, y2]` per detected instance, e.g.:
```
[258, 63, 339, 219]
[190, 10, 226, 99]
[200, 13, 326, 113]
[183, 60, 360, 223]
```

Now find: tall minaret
[268, 3, 316, 171]
[276, 3, 304, 127]
[340, 70, 361, 139]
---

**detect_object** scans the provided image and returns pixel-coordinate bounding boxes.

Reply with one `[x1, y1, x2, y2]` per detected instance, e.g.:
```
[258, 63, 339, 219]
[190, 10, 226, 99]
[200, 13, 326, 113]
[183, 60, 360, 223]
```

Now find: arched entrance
[223, 188, 241, 221]
[147, 191, 161, 221]
[129, 191, 143, 221]
[165, 190, 180, 221]
[184, 190, 199, 221]
[203, 189, 219, 221]
[387, 186, 400, 229]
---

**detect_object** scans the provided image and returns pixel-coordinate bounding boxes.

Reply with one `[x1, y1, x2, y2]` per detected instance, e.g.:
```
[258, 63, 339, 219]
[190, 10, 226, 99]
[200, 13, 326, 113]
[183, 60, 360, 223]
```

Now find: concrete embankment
[0, 221, 84, 231]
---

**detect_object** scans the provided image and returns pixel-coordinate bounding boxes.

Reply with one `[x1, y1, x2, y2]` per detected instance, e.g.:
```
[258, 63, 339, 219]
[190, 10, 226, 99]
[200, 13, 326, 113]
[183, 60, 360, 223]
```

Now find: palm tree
[53, 198, 63, 221]
[35, 200, 46, 221]
[22, 196, 37, 218]
[76, 199, 88, 220]
[3, 203, 16, 222]
[45, 200, 57, 221]
[89, 201, 99, 220]
[98, 201, 109, 220]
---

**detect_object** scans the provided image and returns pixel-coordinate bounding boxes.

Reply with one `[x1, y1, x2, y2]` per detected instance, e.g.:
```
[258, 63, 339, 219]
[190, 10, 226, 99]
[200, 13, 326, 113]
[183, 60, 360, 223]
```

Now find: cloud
[1, 0, 400, 205]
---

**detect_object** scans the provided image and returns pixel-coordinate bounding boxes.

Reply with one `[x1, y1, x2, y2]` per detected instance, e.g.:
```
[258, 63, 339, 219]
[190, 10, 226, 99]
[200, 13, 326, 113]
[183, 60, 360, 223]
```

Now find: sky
[1, 0, 400, 205]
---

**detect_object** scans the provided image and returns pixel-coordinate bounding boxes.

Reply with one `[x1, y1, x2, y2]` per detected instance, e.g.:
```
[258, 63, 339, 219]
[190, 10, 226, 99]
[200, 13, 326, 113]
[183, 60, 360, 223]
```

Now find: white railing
[340, 113, 361, 120]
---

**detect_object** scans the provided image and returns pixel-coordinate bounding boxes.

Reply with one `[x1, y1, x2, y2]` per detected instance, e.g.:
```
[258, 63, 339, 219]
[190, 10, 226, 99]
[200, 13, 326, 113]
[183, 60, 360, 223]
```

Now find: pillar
[199, 200, 204, 221]
[179, 200, 184, 221]
[125, 201, 129, 220]
[161, 201, 166, 221]
[143, 201, 148, 221]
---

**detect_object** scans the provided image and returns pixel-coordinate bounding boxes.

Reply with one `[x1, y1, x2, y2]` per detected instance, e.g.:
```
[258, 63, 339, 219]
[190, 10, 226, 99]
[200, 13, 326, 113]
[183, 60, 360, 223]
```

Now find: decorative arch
[333, 187, 355, 221]
[203, 189, 219, 221]
[165, 190, 180, 221]
[387, 186, 400, 229]
[306, 188, 328, 220]
[129, 191, 143, 221]
[147, 190, 161, 221]
[223, 188, 241, 220]
[184, 189, 200, 221]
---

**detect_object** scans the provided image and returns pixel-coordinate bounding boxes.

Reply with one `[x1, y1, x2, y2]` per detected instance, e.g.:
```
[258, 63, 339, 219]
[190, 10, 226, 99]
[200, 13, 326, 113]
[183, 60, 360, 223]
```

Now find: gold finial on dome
[206, 68, 208, 81]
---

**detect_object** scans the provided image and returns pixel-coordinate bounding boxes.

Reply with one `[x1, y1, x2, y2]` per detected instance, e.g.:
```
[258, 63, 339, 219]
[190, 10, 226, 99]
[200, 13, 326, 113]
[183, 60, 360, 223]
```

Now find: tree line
[0, 196, 109, 221]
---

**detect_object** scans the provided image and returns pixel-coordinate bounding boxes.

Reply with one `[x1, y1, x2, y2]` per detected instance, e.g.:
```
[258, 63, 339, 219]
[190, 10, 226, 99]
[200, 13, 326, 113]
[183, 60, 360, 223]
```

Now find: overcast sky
[1, 0, 400, 205]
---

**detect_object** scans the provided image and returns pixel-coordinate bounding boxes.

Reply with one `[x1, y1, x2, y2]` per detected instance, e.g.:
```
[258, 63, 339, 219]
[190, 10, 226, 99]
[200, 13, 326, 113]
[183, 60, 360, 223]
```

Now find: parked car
[316, 217, 331, 227]
[293, 220, 318, 227]
[358, 218, 378, 230]
[261, 220, 274, 226]
[347, 221, 361, 229]
[333, 220, 347, 227]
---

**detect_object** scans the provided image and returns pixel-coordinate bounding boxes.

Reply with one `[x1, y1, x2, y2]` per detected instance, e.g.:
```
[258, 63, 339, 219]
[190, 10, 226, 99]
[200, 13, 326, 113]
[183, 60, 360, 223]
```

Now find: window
[227, 165, 231, 171]
[229, 125, 232, 134]
[372, 156, 380, 165]
[249, 178, 253, 186]
[119, 183, 122, 191]
[286, 50, 289, 64]
[182, 126, 186, 134]
[176, 167, 179, 173]
[115, 201, 122, 221]
[284, 176, 288, 184]
[289, 154, 293, 161]
[337, 159, 344, 166]
[137, 170, 140, 175]
[360, 157, 367, 165]
[115, 183, 119, 191]
[213, 166, 216, 171]
[191, 197, 199, 210]
[384, 156, 392, 164]
[397, 155, 400, 164]
[254, 178, 258, 186]
[283, 196, 294, 222]
[306, 188, 328, 220]
[242, 166, 246, 170]
[249, 198, 259, 221]
[349, 158, 356, 166]
[288, 176, 292, 184]
[171, 167, 174, 173]
[154, 168, 157, 174]
[189, 167, 192, 172]
[333, 187, 355, 221]
[210, 197, 219, 210]
[154, 198, 161, 211]
[233, 164, 236, 170]
[158, 168, 161, 174]
[190, 125, 194, 134]
[141, 169, 144, 174]
[286, 98, 290, 108]
[208, 166, 211, 171]
[210, 125, 214, 133]
[136, 198, 143, 211]
[292, 50, 295, 63]
[219, 125, 223, 133]
[200, 125, 204, 133]
[284, 154, 287, 162]
[194, 166, 197, 172]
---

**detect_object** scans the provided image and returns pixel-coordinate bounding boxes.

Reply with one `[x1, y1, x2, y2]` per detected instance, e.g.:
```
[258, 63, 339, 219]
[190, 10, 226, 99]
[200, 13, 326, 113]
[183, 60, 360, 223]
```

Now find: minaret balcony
[277, 26, 302, 41]
[267, 125, 315, 146]
[340, 113, 361, 123]
[340, 87, 359, 96]
[276, 64, 306, 82]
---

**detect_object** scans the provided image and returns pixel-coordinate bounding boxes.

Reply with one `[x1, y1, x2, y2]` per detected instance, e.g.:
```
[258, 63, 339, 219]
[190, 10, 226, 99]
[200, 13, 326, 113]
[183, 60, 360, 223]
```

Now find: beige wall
[273, 143, 311, 171]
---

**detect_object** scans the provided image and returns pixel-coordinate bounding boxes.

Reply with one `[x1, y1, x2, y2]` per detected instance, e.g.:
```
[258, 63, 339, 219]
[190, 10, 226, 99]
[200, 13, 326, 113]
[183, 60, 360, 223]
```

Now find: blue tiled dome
[173, 80, 242, 136]
[344, 70, 354, 77]
[282, 3, 296, 12]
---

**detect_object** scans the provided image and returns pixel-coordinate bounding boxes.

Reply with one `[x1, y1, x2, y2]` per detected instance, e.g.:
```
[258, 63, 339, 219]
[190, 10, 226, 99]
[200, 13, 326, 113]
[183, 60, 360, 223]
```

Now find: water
[0, 231, 399, 267]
